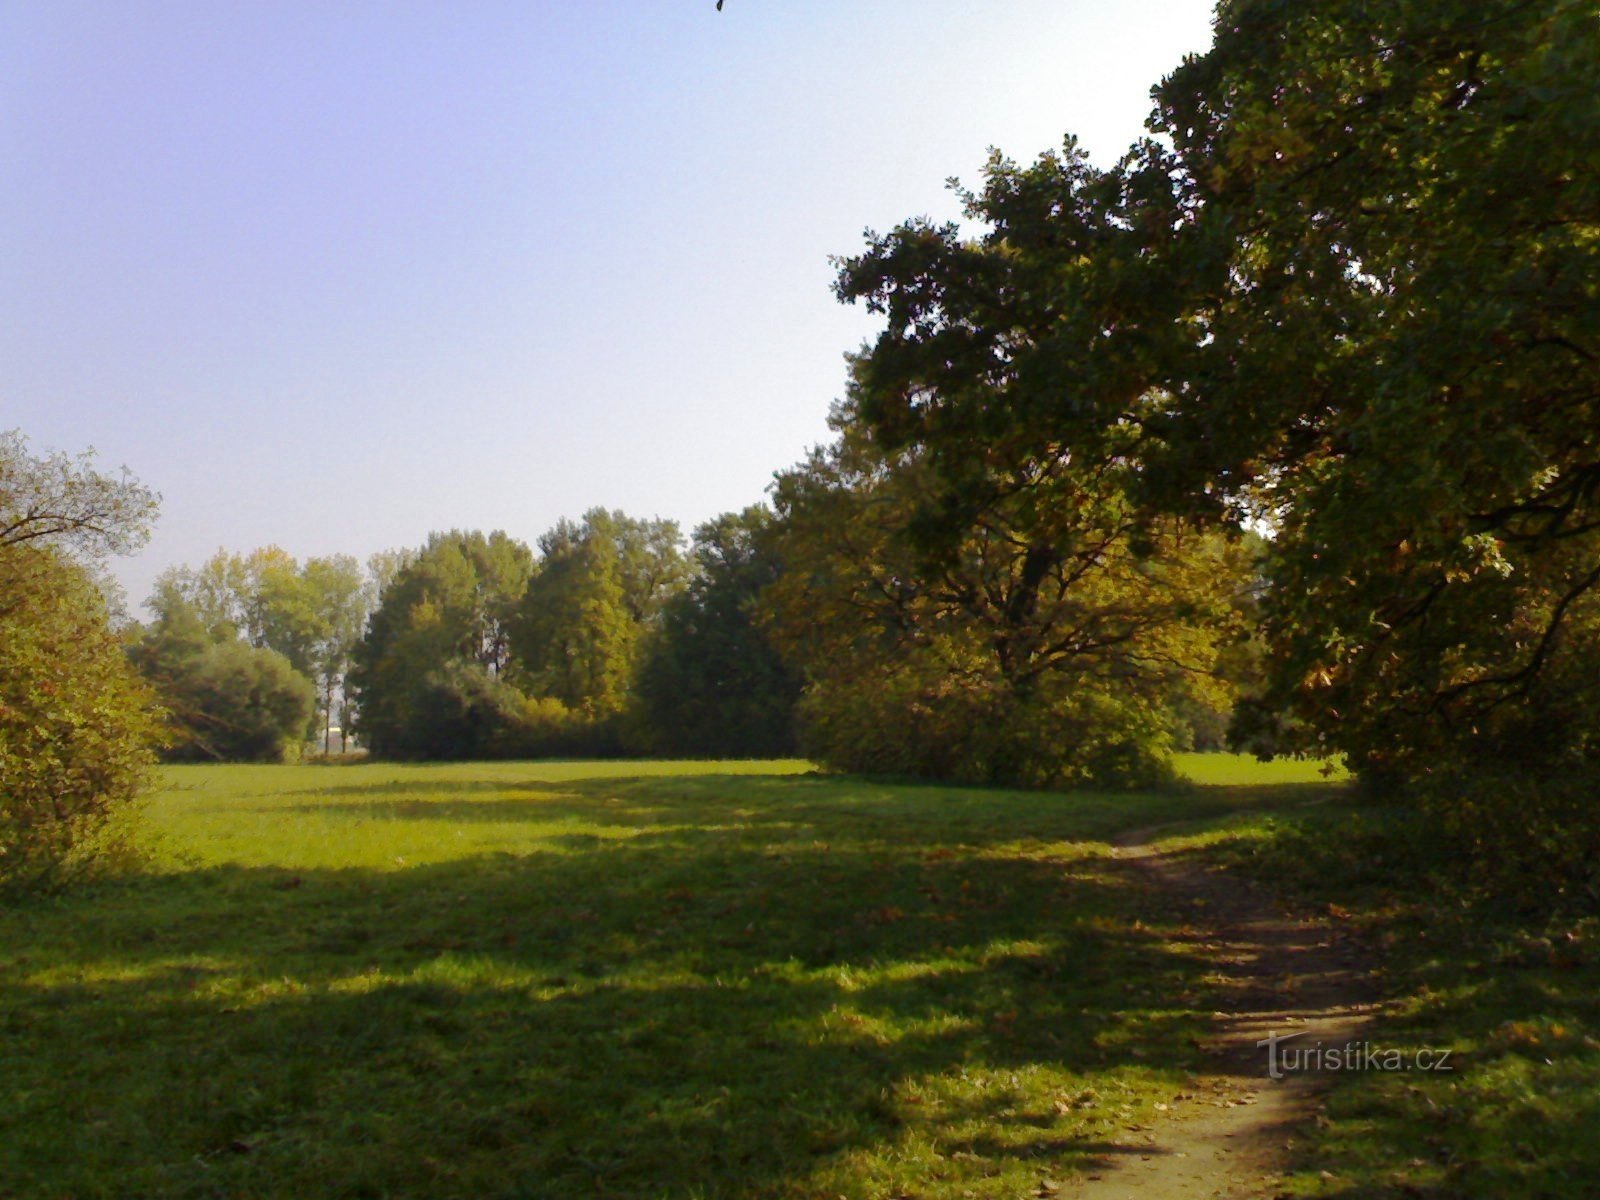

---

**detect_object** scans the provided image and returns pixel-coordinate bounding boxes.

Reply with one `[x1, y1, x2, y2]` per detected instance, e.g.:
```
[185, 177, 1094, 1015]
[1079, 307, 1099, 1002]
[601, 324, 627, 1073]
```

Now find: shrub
[511, 694, 625, 758]
[798, 665, 1176, 791]
[0, 548, 159, 890]
[130, 610, 317, 763]
[1413, 766, 1600, 916]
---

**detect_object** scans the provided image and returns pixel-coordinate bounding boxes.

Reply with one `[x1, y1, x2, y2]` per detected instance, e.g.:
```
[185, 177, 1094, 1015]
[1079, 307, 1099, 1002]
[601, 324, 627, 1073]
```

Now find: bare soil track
[1064, 823, 1379, 1199]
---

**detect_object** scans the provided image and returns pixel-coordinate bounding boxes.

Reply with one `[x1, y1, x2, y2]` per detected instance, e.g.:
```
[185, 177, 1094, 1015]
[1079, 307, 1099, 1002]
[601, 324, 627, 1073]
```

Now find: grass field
[2, 755, 1594, 1198]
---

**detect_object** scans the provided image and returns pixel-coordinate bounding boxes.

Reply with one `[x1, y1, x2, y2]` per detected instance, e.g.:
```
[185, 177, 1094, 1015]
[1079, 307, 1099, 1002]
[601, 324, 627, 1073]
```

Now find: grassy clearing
[3, 754, 1319, 1200]
[1187, 797, 1600, 1198]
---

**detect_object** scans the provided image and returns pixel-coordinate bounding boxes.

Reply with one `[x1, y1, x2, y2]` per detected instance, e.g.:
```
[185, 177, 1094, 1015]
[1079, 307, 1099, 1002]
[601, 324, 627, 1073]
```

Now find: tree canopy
[149, 547, 372, 753]
[128, 589, 318, 763]
[633, 506, 802, 758]
[824, 0, 1599, 783]
[767, 385, 1249, 786]
[0, 436, 160, 889]
[1127, 0, 1599, 776]
[514, 509, 687, 716]
[347, 530, 535, 759]
[0, 430, 159, 560]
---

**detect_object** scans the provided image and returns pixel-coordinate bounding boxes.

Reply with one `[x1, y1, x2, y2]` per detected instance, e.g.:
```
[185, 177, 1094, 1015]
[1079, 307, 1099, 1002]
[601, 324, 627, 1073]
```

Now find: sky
[1, 0, 1219, 612]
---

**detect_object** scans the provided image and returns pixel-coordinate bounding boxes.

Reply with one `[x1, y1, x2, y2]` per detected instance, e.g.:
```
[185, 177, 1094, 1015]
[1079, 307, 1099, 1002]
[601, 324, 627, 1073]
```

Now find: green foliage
[298, 553, 370, 751]
[515, 517, 638, 713]
[0, 546, 159, 890]
[363, 662, 623, 763]
[514, 509, 687, 715]
[1145, 0, 1600, 778]
[350, 515, 693, 761]
[767, 391, 1249, 788]
[348, 530, 534, 759]
[0, 428, 159, 558]
[397, 659, 535, 761]
[792, 661, 1177, 790]
[822, 0, 1598, 792]
[511, 693, 625, 758]
[154, 547, 372, 751]
[1407, 766, 1600, 915]
[631, 506, 801, 757]
[130, 597, 318, 763]
[0, 432, 161, 891]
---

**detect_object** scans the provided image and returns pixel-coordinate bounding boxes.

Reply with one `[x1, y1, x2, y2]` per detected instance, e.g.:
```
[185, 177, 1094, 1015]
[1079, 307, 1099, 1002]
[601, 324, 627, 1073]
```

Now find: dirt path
[1063, 822, 1379, 1199]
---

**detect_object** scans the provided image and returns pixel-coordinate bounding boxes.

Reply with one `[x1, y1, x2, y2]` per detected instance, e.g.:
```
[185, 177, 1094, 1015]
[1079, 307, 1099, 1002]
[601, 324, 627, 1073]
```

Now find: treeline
[126, 548, 365, 762]
[346, 508, 801, 761]
[123, 507, 806, 764]
[125, 487, 1250, 781]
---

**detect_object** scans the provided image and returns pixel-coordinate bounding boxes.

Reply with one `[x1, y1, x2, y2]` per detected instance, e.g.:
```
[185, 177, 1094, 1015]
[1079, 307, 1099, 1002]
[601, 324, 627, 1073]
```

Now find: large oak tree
[828, 0, 1599, 780]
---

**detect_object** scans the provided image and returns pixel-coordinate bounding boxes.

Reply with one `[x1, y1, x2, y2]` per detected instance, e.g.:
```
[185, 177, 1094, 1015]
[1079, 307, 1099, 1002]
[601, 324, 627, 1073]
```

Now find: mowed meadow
[8, 755, 1599, 1200]
[4, 756, 1331, 1200]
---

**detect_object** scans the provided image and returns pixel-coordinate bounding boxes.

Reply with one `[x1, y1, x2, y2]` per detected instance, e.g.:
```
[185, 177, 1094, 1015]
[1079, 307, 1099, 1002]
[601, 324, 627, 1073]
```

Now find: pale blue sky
[1, 0, 1217, 609]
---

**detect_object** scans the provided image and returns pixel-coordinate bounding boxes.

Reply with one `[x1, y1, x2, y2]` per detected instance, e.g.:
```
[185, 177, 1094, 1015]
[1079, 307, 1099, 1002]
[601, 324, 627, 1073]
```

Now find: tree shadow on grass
[258, 773, 1342, 853]
[0, 771, 1336, 1199]
[1188, 799, 1600, 1200]
[273, 774, 677, 801]
[1270, 941, 1600, 1199]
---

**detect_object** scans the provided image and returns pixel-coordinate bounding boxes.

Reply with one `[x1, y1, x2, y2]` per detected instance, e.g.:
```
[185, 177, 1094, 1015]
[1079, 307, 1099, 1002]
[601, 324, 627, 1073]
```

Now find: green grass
[1, 754, 1311, 1200]
[1170, 750, 1347, 787]
[28, 755, 1600, 1196]
[10, 753, 1587, 1199]
[1189, 796, 1600, 1198]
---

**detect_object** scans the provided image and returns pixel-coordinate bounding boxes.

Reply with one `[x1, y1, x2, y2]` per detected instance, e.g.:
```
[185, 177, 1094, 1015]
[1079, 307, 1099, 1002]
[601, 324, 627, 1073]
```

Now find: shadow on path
[1057, 820, 1379, 1199]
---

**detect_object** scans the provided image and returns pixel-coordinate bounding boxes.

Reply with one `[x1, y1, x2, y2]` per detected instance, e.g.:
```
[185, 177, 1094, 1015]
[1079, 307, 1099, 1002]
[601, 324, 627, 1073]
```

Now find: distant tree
[352, 516, 693, 760]
[400, 659, 533, 761]
[300, 555, 370, 754]
[632, 506, 802, 757]
[0, 432, 160, 890]
[129, 592, 316, 762]
[243, 547, 314, 665]
[516, 521, 634, 713]
[348, 530, 534, 758]
[365, 547, 417, 603]
[151, 549, 258, 639]
[514, 509, 687, 716]
[154, 547, 373, 752]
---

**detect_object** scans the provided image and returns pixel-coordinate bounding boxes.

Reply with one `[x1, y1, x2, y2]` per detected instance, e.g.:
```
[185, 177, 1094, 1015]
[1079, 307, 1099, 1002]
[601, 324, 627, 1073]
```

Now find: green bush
[355, 663, 625, 761]
[511, 694, 624, 759]
[798, 666, 1176, 790]
[130, 609, 317, 763]
[401, 660, 529, 761]
[0, 548, 159, 890]
[1413, 766, 1600, 915]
